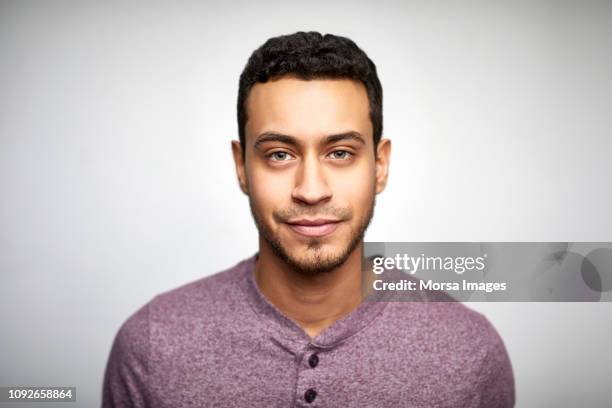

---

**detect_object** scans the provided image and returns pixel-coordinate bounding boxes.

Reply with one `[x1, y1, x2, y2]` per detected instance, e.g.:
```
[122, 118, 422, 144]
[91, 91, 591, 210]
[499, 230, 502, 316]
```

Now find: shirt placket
[292, 342, 330, 408]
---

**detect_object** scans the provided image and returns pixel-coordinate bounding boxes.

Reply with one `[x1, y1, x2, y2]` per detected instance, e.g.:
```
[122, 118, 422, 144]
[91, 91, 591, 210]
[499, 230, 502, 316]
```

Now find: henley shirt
[102, 253, 515, 407]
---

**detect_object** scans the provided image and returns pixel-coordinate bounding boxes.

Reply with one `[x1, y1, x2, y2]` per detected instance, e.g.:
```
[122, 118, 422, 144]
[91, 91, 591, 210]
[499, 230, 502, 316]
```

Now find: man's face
[232, 76, 390, 274]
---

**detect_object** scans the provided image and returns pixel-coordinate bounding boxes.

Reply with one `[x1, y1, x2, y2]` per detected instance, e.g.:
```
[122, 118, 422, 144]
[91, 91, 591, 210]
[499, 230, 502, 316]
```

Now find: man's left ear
[375, 138, 391, 194]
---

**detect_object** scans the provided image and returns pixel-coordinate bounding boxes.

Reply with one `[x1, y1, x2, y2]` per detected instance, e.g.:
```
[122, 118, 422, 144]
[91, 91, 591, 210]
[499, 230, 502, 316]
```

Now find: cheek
[248, 167, 292, 216]
[331, 165, 376, 213]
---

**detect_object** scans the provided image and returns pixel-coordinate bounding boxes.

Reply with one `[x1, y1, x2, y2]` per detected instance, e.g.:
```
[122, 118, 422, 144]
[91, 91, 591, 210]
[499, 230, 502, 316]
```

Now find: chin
[288, 255, 346, 275]
[282, 240, 355, 274]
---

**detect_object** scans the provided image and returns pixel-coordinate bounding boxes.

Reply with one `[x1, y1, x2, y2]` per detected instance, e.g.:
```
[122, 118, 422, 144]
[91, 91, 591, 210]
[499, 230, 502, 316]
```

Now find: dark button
[304, 388, 317, 403]
[308, 353, 319, 368]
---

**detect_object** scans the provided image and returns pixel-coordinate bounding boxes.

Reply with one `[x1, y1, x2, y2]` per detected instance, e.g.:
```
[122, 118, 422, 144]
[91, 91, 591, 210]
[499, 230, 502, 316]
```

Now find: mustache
[273, 206, 352, 222]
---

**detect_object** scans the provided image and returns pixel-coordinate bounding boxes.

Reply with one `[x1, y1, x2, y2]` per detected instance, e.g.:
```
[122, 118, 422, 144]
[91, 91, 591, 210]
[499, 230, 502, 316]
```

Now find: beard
[248, 193, 376, 276]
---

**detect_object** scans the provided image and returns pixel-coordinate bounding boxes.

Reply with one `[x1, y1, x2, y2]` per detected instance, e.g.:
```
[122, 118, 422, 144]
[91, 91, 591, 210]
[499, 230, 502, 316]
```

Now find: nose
[291, 153, 332, 205]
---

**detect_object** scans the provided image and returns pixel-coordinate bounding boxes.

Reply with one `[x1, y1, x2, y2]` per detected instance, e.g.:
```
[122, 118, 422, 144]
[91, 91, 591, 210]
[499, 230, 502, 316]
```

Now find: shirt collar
[237, 252, 392, 354]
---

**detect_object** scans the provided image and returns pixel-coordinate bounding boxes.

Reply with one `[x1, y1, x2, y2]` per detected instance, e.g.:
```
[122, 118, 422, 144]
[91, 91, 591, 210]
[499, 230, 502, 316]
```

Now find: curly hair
[237, 31, 383, 156]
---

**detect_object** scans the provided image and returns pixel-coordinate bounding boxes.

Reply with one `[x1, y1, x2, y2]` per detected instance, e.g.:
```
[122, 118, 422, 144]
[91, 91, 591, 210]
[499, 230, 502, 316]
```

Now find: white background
[1, 1, 611, 407]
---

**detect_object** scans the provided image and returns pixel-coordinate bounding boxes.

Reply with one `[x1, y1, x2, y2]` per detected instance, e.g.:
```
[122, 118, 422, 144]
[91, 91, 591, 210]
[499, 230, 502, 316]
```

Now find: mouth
[285, 218, 342, 238]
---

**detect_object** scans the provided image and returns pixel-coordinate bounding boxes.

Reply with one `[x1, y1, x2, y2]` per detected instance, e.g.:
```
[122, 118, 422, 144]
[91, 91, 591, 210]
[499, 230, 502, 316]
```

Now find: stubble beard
[248, 194, 376, 276]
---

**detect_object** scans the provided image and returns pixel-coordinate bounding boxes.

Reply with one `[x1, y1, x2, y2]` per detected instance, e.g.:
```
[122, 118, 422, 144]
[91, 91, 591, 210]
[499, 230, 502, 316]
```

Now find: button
[304, 388, 317, 403]
[308, 353, 319, 368]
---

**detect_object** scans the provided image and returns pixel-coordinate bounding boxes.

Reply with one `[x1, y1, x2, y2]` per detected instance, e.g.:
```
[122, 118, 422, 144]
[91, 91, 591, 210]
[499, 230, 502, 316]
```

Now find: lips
[285, 218, 342, 237]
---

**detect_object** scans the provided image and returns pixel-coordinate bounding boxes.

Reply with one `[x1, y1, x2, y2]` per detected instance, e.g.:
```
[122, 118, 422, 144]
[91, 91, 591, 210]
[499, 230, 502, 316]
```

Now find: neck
[254, 238, 372, 339]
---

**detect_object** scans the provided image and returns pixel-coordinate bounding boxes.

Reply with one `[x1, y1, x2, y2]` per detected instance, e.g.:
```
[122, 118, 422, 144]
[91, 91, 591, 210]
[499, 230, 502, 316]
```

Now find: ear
[374, 138, 391, 194]
[231, 140, 249, 195]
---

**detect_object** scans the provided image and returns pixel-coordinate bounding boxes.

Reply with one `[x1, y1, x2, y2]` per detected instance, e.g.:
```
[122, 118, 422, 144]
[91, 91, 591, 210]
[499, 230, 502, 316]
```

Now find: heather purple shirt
[102, 253, 515, 407]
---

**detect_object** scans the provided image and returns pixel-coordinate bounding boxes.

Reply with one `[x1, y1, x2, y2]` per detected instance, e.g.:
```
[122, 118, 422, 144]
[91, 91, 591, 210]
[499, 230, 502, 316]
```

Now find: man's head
[232, 31, 391, 275]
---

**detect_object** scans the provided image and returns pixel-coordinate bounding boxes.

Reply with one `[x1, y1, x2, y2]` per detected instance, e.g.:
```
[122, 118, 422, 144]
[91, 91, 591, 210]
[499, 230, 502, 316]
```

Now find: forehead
[245, 77, 372, 144]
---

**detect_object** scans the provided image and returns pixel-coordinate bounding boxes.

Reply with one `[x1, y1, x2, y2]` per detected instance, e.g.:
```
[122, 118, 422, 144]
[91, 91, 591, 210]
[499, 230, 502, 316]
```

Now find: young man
[102, 31, 515, 407]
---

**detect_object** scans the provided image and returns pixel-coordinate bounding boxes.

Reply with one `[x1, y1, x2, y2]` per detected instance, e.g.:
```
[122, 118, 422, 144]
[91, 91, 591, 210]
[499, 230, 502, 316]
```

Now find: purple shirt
[102, 253, 515, 407]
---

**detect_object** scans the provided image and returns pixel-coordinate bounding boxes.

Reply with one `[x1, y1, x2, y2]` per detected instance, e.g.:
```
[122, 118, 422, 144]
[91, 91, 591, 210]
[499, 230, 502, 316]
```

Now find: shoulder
[111, 255, 254, 350]
[107, 300, 151, 368]
[103, 301, 151, 406]
[376, 271, 503, 350]
[380, 300, 514, 405]
[150, 256, 252, 319]
[383, 299, 504, 352]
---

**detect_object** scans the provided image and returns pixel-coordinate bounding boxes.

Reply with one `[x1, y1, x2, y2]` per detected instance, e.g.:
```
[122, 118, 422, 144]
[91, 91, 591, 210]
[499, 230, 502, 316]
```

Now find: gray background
[1, 1, 611, 407]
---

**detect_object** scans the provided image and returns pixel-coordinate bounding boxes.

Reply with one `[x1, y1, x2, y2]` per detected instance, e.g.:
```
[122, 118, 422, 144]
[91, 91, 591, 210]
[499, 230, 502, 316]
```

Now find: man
[102, 31, 515, 407]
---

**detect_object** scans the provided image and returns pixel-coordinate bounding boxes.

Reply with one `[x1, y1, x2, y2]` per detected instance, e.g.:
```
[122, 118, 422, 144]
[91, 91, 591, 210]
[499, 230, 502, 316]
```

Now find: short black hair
[237, 31, 383, 156]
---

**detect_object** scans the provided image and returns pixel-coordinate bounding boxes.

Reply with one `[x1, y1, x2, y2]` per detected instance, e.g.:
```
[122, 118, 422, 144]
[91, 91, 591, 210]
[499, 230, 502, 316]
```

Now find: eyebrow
[253, 131, 366, 150]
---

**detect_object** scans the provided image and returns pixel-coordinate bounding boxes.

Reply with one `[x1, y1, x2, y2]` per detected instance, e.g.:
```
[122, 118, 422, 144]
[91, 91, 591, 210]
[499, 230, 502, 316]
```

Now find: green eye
[329, 150, 353, 160]
[270, 151, 292, 161]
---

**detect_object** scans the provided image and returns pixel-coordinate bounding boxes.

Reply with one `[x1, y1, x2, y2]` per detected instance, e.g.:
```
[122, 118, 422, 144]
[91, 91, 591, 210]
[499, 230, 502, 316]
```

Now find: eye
[328, 150, 353, 160]
[268, 151, 294, 161]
